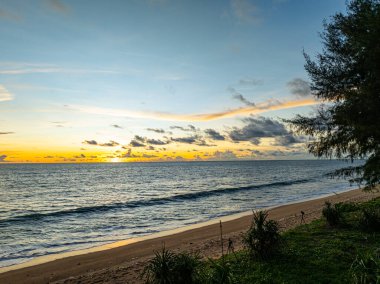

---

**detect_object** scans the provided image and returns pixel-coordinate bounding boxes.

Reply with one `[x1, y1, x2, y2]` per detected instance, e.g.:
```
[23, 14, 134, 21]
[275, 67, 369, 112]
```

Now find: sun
[110, 157, 121, 163]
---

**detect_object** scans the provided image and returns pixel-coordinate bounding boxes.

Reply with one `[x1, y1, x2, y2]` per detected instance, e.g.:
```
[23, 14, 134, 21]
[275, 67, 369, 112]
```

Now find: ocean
[0, 160, 356, 268]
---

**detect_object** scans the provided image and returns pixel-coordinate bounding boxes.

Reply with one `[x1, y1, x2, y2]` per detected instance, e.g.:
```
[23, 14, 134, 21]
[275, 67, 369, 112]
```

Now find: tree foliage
[287, 0, 380, 189]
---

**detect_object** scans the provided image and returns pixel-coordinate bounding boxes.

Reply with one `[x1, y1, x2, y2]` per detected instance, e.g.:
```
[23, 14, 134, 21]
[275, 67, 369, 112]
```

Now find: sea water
[0, 160, 357, 267]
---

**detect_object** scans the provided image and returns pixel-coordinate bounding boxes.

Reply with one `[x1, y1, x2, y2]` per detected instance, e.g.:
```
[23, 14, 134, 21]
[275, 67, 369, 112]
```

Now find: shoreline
[0, 187, 354, 273]
[1, 187, 378, 283]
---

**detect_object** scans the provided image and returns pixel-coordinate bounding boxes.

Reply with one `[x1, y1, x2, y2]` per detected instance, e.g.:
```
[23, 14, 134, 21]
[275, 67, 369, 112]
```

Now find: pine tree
[286, 0, 380, 189]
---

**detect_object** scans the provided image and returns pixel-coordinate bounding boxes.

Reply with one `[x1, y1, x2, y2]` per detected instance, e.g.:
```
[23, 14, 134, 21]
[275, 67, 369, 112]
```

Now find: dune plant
[243, 210, 281, 260]
[359, 207, 380, 232]
[350, 250, 380, 284]
[322, 201, 342, 227]
[170, 251, 204, 284]
[142, 246, 175, 284]
[141, 246, 203, 284]
[204, 258, 236, 284]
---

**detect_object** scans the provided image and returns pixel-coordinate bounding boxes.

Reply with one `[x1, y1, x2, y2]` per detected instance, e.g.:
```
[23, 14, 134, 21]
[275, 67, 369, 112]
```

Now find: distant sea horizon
[0, 158, 360, 164]
[0, 160, 359, 268]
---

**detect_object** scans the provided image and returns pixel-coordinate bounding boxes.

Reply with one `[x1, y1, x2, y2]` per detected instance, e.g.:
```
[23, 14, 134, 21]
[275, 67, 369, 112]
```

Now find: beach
[0, 188, 378, 284]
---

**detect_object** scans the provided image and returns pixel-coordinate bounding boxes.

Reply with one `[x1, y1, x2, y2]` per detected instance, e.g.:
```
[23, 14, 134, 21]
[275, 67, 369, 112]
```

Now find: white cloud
[0, 62, 121, 75]
[0, 85, 13, 102]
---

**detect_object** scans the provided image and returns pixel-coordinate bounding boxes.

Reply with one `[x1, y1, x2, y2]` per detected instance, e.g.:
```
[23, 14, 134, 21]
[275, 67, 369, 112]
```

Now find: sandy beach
[0, 188, 378, 284]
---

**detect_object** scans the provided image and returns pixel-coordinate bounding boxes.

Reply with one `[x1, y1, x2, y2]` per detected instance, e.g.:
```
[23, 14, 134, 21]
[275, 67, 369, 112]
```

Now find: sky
[0, 0, 347, 163]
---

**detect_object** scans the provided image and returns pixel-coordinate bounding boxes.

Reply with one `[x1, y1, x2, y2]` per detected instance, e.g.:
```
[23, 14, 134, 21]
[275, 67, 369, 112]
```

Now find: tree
[286, 0, 380, 190]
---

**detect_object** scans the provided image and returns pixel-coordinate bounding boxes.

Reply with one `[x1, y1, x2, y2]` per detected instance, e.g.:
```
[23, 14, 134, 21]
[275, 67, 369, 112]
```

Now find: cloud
[228, 116, 302, 146]
[142, 153, 158, 158]
[250, 137, 261, 145]
[51, 121, 66, 128]
[46, 0, 70, 14]
[129, 139, 145, 147]
[211, 150, 237, 160]
[119, 148, 157, 159]
[170, 125, 197, 132]
[129, 135, 169, 146]
[0, 62, 120, 75]
[171, 136, 198, 144]
[0, 132, 14, 135]
[228, 87, 255, 106]
[231, 0, 259, 24]
[74, 154, 86, 159]
[146, 138, 168, 145]
[287, 78, 311, 97]
[67, 98, 317, 122]
[204, 129, 225, 141]
[0, 8, 21, 21]
[0, 155, 7, 162]
[170, 135, 213, 146]
[120, 149, 133, 158]
[0, 85, 14, 102]
[111, 124, 123, 129]
[99, 140, 119, 147]
[229, 117, 288, 143]
[238, 78, 263, 86]
[83, 140, 98, 145]
[274, 135, 301, 146]
[82, 140, 119, 147]
[146, 128, 166, 133]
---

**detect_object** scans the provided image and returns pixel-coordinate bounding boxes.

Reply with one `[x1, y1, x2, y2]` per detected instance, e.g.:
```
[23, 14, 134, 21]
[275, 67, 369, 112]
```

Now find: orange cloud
[68, 98, 317, 122]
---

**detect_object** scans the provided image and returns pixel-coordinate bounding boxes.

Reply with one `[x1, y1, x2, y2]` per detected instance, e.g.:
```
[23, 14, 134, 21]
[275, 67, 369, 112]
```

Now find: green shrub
[359, 207, 380, 232]
[322, 201, 342, 227]
[350, 250, 380, 284]
[204, 258, 236, 284]
[336, 202, 359, 213]
[243, 210, 282, 260]
[142, 246, 203, 284]
[171, 252, 204, 284]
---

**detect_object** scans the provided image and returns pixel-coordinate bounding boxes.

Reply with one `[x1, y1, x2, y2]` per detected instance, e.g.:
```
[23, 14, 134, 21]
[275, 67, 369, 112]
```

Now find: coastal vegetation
[142, 197, 380, 283]
[286, 0, 380, 190]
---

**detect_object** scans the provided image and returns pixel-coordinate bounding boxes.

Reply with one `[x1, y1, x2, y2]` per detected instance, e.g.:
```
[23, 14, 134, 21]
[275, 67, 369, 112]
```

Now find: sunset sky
[0, 0, 346, 163]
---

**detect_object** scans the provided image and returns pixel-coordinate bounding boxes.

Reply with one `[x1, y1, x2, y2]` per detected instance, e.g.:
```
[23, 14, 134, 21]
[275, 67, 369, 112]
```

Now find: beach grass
[209, 197, 380, 283]
[143, 197, 380, 283]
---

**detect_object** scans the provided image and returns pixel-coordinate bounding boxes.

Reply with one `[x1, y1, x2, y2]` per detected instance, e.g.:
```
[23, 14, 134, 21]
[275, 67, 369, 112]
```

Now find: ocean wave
[0, 178, 311, 225]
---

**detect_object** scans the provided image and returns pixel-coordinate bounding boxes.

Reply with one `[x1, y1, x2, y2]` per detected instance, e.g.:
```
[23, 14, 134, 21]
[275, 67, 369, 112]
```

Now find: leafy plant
[359, 207, 380, 232]
[243, 210, 282, 259]
[141, 246, 203, 284]
[322, 201, 342, 227]
[170, 251, 204, 284]
[142, 246, 176, 284]
[350, 250, 380, 284]
[204, 258, 236, 284]
[336, 202, 359, 213]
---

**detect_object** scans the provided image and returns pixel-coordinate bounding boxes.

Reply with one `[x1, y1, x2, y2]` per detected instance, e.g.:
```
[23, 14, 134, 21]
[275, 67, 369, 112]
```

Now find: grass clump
[242, 210, 282, 260]
[359, 206, 380, 232]
[350, 250, 380, 284]
[204, 259, 236, 284]
[322, 201, 343, 227]
[142, 246, 203, 284]
[142, 197, 380, 283]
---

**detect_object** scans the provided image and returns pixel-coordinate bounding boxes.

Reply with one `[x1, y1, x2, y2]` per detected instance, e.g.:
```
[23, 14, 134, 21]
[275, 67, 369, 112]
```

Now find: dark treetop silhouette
[286, 0, 380, 189]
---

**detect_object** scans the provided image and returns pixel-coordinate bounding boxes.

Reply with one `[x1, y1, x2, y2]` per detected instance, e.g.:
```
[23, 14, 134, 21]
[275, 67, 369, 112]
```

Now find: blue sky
[0, 0, 346, 163]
